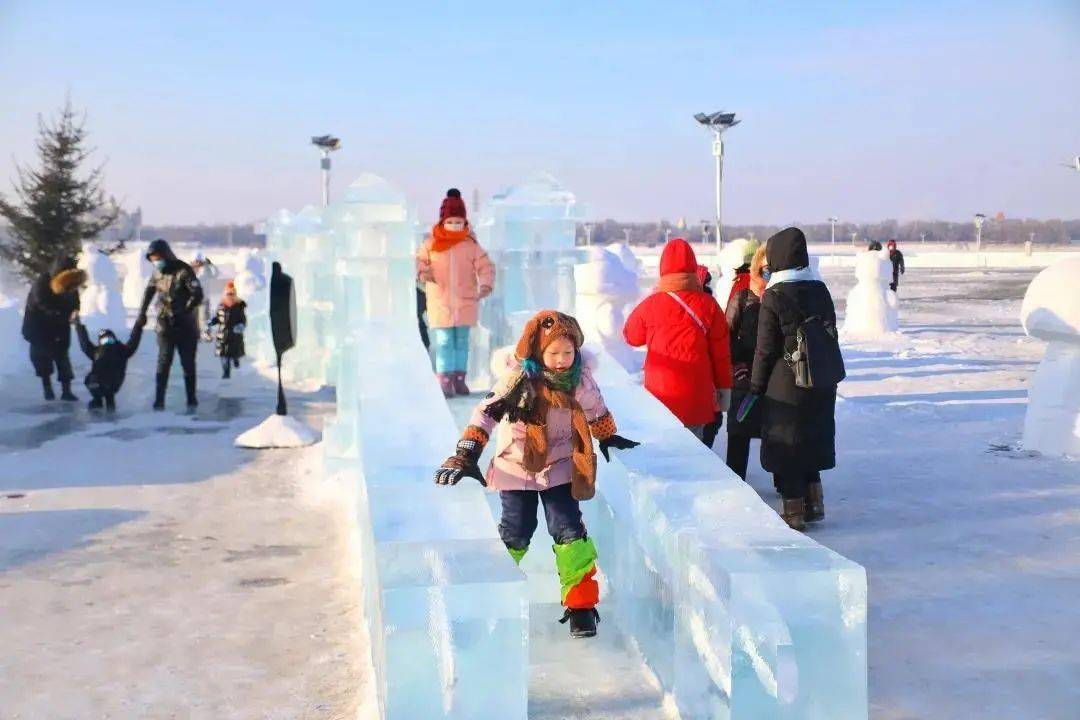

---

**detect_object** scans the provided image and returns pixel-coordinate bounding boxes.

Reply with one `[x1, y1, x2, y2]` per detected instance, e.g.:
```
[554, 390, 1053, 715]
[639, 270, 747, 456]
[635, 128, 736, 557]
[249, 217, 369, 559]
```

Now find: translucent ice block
[585, 348, 867, 719]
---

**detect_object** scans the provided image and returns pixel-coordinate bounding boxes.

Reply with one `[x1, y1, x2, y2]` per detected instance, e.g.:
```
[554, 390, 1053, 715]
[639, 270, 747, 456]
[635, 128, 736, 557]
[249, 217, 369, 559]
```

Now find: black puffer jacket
[138, 239, 204, 333]
[725, 270, 762, 438]
[76, 322, 143, 393]
[22, 256, 80, 348]
[208, 301, 246, 358]
[750, 228, 838, 474]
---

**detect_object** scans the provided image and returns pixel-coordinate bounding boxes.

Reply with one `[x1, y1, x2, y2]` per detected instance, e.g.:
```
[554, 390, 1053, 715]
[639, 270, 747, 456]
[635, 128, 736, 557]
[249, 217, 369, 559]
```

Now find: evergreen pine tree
[0, 99, 118, 281]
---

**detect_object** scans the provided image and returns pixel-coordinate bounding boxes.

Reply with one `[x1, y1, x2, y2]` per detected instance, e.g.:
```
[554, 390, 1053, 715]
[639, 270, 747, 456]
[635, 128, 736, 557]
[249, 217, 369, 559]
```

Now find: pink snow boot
[438, 373, 456, 398]
[452, 371, 471, 396]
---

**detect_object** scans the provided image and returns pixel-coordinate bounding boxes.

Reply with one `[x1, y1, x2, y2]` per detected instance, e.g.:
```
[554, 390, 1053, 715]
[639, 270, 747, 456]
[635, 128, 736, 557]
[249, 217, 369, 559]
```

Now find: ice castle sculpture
[1020, 256, 1080, 457]
[842, 249, 898, 340]
[255, 171, 866, 719]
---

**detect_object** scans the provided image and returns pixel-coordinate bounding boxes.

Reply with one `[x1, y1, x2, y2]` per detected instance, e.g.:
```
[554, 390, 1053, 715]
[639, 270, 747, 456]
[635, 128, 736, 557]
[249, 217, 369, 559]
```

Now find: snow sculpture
[78, 244, 127, 336]
[1020, 256, 1080, 457]
[842, 249, 898, 339]
[606, 241, 643, 276]
[574, 245, 642, 372]
[0, 293, 24, 386]
[122, 249, 152, 309]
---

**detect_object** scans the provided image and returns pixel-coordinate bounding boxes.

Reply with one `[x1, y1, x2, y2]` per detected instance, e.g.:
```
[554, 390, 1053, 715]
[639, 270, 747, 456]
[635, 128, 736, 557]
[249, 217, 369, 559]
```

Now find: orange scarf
[655, 272, 702, 294]
[429, 223, 471, 253]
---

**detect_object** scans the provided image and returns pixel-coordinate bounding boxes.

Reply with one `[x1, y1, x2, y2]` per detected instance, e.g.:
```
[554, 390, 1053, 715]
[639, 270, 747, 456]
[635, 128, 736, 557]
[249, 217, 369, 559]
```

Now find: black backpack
[787, 315, 846, 389]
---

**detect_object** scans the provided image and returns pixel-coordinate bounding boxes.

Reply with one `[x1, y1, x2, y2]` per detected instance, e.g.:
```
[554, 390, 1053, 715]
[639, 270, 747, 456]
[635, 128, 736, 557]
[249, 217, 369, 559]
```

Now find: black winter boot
[805, 481, 825, 523]
[88, 396, 104, 410]
[105, 394, 116, 412]
[59, 381, 78, 401]
[153, 374, 167, 410]
[560, 608, 600, 639]
[184, 375, 198, 408]
[42, 377, 56, 401]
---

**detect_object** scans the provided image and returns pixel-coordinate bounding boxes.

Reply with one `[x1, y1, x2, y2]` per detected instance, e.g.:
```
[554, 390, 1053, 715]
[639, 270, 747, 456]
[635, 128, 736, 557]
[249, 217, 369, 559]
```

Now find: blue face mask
[100, 335, 117, 345]
[762, 268, 772, 281]
[152, 259, 167, 272]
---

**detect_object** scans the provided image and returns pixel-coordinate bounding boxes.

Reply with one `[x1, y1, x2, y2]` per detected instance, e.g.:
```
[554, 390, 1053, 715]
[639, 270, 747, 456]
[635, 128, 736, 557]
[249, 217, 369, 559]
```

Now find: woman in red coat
[623, 238, 733, 439]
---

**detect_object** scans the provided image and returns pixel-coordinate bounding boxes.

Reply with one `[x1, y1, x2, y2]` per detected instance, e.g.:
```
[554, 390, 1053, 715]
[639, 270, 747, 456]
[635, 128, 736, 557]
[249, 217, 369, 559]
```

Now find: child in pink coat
[416, 188, 495, 397]
[434, 310, 638, 638]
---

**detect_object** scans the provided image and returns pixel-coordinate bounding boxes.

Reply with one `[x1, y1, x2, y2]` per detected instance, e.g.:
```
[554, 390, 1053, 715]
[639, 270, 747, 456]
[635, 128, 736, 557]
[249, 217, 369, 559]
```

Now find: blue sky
[2, 1, 1078, 225]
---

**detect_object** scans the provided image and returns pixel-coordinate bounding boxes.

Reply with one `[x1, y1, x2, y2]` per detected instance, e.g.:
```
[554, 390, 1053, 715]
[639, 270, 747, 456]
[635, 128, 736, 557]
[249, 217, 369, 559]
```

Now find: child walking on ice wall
[416, 188, 495, 398]
[434, 310, 639, 638]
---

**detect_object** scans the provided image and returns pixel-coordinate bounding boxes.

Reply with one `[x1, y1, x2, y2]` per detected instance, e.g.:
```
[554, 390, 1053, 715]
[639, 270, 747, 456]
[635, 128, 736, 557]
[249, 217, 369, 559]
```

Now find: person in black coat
[75, 316, 145, 410]
[741, 227, 838, 530]
[21, 256, 85, 401]
[206, 282, 246, 379]
[724, 255, 763, 479]
[887, 239, 905, 292]
[137, 238, 204, 410]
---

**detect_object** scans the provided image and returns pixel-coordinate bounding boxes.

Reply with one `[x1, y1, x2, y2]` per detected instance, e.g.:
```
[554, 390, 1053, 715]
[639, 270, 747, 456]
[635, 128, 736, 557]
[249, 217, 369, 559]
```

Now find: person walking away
[138, 239, 204, 410]
[207, 281, 246, 379]
[738, 228, 839, 530]
[887, 239, 905, 292]
[724, 243, 765, 479]
[22, 256, 85, 401]
[623, 238, 733, 442]
[74, 314, 145, 411]
[434, 311, 638, 638]
[416, 188, 495, 398]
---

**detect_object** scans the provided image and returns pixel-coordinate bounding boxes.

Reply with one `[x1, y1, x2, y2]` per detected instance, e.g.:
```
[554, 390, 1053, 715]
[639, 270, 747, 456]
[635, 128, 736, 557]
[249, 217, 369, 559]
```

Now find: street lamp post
[828, 216, 838, 261]
[311, 135, 341, 206]
[973, 213, 986, 252]
[584, 223, 594, 247]
[694, 111, 740, 260]
[850, 231, 858, 248]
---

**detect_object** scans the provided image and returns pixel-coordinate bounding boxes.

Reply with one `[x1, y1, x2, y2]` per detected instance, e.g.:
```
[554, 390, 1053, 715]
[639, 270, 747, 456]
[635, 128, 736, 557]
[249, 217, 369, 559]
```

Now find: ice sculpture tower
[1020, 256, 1080, 456]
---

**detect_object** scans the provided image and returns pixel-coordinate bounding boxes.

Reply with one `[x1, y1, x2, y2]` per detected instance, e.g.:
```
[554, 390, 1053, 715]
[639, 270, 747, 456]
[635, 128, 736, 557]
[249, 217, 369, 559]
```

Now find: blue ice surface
[587, 349, 868, 719]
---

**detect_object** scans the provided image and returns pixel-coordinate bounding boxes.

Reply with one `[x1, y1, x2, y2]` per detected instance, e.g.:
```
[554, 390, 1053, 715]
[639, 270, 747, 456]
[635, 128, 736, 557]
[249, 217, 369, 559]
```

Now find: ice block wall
[275, 173, 530, 720]
[584, 348, 868, 719]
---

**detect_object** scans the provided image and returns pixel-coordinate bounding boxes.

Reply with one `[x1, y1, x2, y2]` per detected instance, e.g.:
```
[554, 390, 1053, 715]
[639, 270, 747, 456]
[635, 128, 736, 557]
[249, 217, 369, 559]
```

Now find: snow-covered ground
[0, 326, 369, 719]
[0, 263, 1076, 719]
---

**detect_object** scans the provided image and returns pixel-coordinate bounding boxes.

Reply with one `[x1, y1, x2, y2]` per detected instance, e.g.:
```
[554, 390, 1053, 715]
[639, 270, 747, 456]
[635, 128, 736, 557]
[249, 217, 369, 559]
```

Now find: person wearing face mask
[206, 281, 247, 379]
[138, 238, 204, 410]
[74, 314, 145, 411]
[416, 188, 495, 397]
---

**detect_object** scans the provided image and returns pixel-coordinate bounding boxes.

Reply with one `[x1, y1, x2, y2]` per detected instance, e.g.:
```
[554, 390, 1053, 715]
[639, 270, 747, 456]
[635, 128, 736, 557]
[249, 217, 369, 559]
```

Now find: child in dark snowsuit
[207, 282, 247, 379]
[75, 316, 145, 411]
[434, 310, 638, 639]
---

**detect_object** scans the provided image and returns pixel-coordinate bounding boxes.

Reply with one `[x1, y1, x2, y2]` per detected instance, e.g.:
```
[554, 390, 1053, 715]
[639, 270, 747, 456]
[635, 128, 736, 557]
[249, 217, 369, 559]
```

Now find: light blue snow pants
[432, 326, 470, 373]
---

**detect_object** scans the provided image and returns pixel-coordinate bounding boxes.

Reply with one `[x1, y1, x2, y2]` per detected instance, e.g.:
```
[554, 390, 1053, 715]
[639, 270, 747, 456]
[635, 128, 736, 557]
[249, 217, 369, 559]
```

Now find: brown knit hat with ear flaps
[514, 310, 585, 362]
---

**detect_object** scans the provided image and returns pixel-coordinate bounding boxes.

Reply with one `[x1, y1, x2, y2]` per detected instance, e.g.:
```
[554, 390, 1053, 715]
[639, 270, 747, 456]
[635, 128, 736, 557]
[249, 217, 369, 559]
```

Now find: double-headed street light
[973, 213, 986, 252]
[694, 111, 740, 259]
[311, 135, 341, 206]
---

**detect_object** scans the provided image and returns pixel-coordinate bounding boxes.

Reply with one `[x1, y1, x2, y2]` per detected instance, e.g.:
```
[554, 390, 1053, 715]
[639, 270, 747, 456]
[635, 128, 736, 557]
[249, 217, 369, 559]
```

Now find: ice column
[1020, 256, 1080, 457]
[471, 173, 584, 386]
[585, 349, 868, 719]
[311, 173, 529, 720]
[842, 249, 898, 340]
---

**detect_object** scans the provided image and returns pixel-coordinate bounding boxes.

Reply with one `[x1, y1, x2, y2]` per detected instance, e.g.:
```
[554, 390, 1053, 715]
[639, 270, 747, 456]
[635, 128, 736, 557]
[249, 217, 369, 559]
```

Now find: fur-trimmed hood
[50, 268, 87, 295]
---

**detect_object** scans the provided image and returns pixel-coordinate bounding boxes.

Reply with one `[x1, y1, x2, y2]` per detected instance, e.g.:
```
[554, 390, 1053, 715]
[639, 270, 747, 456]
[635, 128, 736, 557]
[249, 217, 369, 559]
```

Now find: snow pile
[574, 245, 643, 372]
[235, 413, 320, 449]
[843, 249, 899, 340]
[0, 292, 25, 384]
[1020, 256, 1080, 457]
[78, 245, 127, 336]
[122, 249, 151, 309]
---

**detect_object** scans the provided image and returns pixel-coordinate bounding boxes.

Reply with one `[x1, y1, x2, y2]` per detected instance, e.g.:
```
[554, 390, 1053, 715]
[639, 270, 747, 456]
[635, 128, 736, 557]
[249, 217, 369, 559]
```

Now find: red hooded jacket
[623, 239, 733, 425]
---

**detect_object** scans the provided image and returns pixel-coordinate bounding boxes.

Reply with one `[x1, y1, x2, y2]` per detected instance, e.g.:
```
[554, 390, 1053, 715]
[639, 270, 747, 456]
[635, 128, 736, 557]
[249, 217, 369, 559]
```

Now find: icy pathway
[447, 396, 671, 720]
[0, 341, 369, 718]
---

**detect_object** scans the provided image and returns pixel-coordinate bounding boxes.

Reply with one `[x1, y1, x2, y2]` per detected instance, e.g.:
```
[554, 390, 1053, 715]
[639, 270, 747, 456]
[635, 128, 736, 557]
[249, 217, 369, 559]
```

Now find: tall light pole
[694, 111, 740, 259]
[584, 222, 594, 246]
[973, 213, 986, 252]
[828, 216, 838, 261]
[311, 135, 341, 206]
[850, 231, 858, 248]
